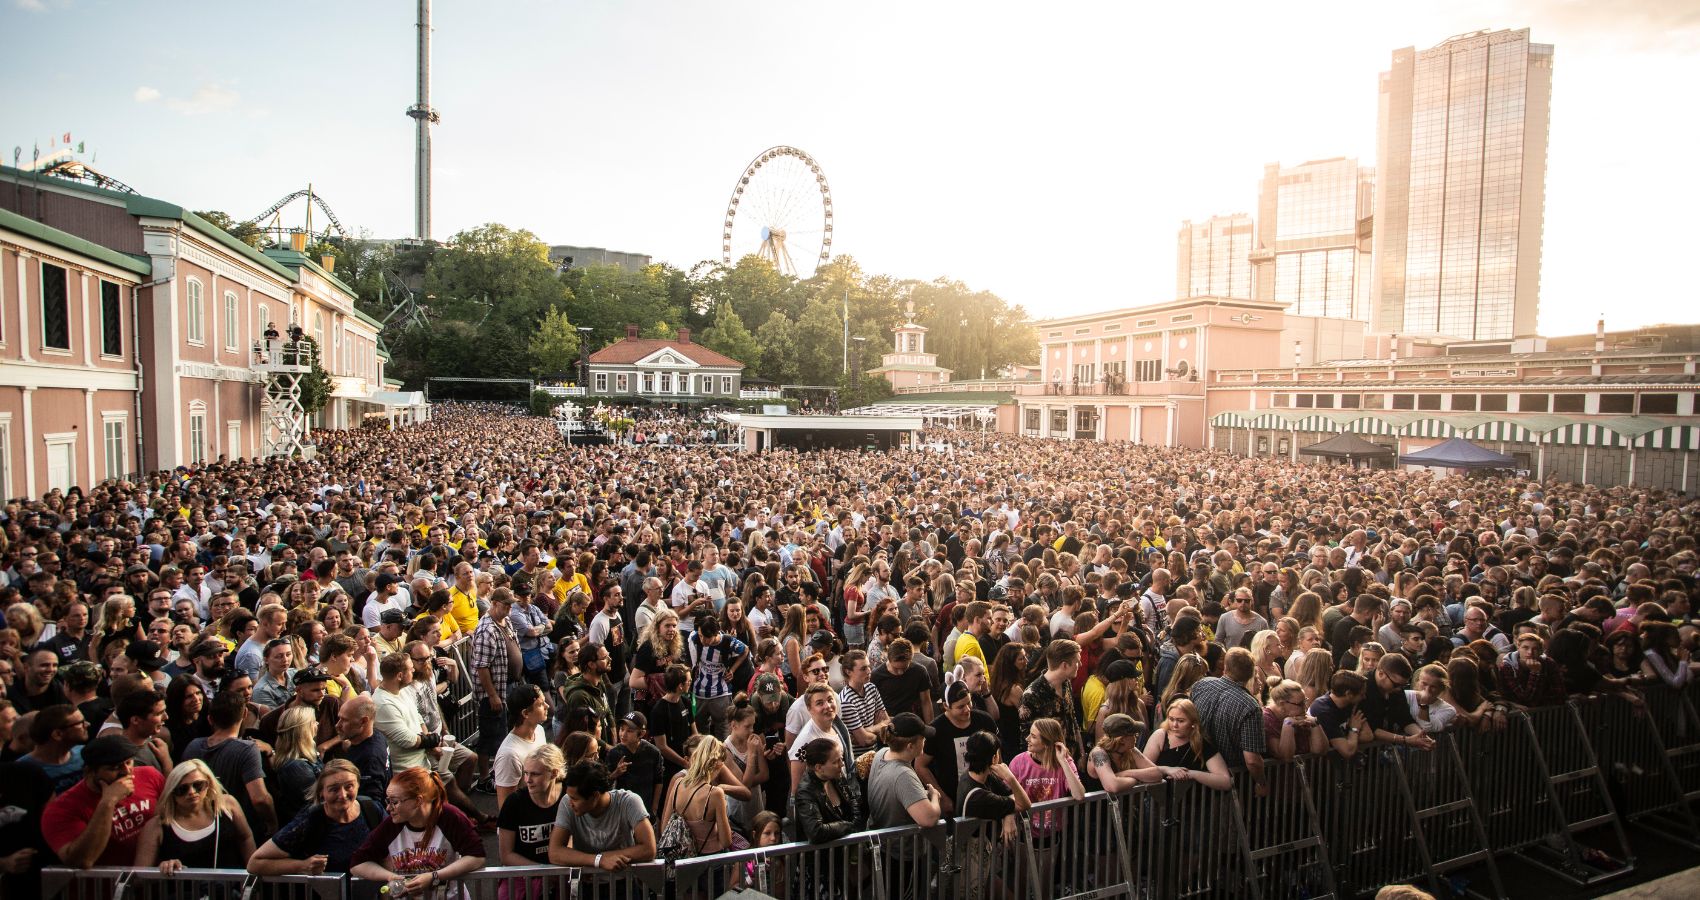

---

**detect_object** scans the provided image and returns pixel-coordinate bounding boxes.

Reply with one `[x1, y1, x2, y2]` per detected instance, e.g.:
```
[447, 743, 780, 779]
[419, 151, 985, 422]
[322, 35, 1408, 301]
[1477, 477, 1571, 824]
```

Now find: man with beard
[42, 735, 166, 868]
[183, 640, 229, 698]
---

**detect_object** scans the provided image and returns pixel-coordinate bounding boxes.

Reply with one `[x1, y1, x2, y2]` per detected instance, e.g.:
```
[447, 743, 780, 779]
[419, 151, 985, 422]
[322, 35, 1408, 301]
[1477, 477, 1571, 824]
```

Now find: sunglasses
[175, 780, 210, 797]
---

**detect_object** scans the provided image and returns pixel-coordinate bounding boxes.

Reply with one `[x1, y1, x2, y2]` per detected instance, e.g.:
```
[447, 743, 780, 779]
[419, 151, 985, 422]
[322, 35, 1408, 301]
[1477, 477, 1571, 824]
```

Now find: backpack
[657, 783, 707, 858]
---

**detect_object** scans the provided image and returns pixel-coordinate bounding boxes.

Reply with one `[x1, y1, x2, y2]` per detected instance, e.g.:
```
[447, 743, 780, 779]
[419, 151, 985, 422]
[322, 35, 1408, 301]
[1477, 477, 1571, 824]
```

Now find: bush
[529, 389, 567, 417]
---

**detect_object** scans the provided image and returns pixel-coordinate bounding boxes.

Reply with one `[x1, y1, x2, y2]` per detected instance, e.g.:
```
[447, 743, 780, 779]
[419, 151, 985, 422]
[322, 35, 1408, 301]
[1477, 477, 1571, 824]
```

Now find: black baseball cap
[889, 712, 935, 739]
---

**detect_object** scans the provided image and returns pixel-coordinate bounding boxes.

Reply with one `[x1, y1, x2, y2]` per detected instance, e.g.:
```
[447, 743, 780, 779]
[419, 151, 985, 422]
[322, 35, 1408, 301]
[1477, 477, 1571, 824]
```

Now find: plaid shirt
[469, 614, 519, 702]
[1190, 676, 1267, 770]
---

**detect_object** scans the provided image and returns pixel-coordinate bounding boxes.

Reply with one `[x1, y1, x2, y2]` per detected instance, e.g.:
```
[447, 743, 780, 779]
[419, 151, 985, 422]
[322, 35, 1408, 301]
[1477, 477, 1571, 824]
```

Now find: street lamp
[577, 326, 595, 393]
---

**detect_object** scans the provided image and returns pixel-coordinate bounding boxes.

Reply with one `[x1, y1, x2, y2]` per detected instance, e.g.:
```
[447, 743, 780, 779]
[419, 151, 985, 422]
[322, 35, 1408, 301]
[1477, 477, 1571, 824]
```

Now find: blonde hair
[1288, 592, 1326, 633]
[159, 759, 228, 826]
[1159, 653, 1208, 711]
[642, 608, 683, 660]
[527, 744, 568, 780]
[683, 732, 727, 788]
[1296, 648, 1334, 700]
[272, 706, 319, 766]
[1265, 678, 1307, 710]
[1165, 698, 1206, 761]
[1248, 629, 1281, 666]
[1028, 717, 1064, 768]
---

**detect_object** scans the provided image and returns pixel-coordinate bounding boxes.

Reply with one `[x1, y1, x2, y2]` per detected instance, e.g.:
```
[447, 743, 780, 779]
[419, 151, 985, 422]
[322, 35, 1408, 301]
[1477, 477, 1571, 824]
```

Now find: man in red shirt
[42, 735, 165, 868]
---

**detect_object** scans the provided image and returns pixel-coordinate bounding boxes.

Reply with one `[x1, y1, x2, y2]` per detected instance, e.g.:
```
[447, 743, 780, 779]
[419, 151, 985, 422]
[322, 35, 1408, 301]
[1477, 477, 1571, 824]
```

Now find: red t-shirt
[43, 765, 166, 866]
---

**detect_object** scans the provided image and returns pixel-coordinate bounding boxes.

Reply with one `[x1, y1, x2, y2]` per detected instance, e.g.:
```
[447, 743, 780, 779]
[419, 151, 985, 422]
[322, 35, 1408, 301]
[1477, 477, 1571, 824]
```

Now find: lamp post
[577, 326, 594, 394]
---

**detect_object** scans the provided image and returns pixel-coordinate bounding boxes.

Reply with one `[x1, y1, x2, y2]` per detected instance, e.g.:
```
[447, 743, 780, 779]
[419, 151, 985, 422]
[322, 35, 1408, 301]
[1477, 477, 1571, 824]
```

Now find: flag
[77, 142, 84, 153]
[62, 132, 71, 144]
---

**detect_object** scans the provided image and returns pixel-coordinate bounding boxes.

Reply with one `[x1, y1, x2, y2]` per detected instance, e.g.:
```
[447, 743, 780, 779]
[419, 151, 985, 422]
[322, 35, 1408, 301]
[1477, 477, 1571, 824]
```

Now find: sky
[4, 0, 1698, 337]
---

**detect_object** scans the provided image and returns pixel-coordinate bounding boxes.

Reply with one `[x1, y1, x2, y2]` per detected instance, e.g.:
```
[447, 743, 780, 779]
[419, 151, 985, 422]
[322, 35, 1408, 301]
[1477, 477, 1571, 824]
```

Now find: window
[1024, 409, 1040, 431]
[616, 374, 630, 393]
[594, 373, 608, 393]
[1074, 327, 1091, 335]
[1340, 394, 1361, 409]
[314, 312, 325, 348]
[186, 278, 204, 345]
[223, 291, 238, 349]
[641, 373, 654, 393]
[1640, 393, 1678, 415]
[1315, 394, 1335, 408]
[1050, 409, 1068, 433]
[258, 304, 271, 337]
[1553, 394, 1585, 413]
[1451, 394, 1477, 411]
[1481, 394, 1507, 412]
[659, 372, 672, 393]
[1102, 324, 1121, 332]
[1295, 393, 1314, 408]
[1136, 319, 1157, 328]
[1598, 394, 1633, 414]
[720, 375, 733, 394]
[103, 417, 126, 480]
[1170, 314, 1194, 323]
[0, 418, 9, 499]
[1073, 363, 1094, 384]
[1133, 359, 1162, 381]
[189, 412, 207, 464]
[100, 281, 123, 356]
[1270, 393, 1289, 408]
[1363, 394, 1386, 409]
[1417, 394, 1442, 410]
[41, 262, 71, 350]
[1392, 394, 1415, 410]
[1519, 394, 1549, 412]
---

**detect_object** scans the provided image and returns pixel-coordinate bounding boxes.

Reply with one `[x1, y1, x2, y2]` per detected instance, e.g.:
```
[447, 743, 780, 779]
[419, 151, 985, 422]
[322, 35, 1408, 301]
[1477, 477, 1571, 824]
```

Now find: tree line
[199, 217, 1038, 399]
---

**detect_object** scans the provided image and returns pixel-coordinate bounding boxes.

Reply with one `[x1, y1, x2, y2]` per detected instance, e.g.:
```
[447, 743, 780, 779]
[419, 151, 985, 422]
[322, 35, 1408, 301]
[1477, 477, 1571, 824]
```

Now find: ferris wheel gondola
[721, 146, 834, 277]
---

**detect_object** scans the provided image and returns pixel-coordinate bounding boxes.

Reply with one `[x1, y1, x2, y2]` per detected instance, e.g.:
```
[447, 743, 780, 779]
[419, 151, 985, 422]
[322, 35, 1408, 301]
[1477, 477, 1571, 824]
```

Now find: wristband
[594, 853, 604, 869]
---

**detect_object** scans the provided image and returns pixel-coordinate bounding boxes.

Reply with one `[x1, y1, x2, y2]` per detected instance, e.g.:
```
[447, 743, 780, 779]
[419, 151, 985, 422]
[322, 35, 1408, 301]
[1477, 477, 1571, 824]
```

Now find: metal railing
[442, 636, 480, 749]
[49, 690, 1700, 900]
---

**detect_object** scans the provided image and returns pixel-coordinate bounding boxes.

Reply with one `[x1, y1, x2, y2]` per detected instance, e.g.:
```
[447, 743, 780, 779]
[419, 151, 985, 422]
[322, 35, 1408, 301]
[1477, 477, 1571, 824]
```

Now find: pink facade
[1009, 297, 1288, 447]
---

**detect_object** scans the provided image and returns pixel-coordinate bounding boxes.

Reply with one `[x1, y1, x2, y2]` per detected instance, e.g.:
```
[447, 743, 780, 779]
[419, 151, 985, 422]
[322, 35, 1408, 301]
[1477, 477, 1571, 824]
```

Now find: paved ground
[1596, 869, 1700, 899]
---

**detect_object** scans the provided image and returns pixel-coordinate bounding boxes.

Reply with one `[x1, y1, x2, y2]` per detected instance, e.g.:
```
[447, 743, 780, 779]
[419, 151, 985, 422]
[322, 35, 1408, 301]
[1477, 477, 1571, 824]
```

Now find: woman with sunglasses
[250, 760, 384, 876]
[134, 759, 255, 873]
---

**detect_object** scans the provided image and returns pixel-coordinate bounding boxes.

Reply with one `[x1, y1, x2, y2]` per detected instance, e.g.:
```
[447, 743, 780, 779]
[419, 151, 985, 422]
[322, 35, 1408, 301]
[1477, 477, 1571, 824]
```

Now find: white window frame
[226, 420, 242, 461]
[98, 280, 124, 358]
[222, 290, 239, 350]
[314, 312, 325, 348]
[659, 372, 672, 393]
[259, 303, 270, 336]
[188, 404, 208, 465]
[616, 373, 629, 393]
[40, 260, 72, 353]
[0, 414, 11, 500]
[102, 413, 127, 480]
[594, 372, 608, 393]
[186, 278, 205, 345]
[720, 375, 733, 394]
[641, 372, 654, 393]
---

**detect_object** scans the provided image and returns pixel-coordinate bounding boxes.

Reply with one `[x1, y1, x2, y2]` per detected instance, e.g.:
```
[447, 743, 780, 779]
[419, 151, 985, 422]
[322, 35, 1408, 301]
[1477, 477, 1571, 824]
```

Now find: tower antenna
[406, 0, 440, 242]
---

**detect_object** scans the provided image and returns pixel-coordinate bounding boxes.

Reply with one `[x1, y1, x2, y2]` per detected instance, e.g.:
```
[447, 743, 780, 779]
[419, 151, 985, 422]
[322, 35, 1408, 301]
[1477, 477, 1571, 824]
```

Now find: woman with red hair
[350, 766, 487, 897]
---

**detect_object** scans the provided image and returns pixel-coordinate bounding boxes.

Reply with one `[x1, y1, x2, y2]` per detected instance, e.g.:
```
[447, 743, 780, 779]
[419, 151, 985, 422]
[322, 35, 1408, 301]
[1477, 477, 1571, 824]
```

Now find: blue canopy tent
[1399, 437, 1516, 469]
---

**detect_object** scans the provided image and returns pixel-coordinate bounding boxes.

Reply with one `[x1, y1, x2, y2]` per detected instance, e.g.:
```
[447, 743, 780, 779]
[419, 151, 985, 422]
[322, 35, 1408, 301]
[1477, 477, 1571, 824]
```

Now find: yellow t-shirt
[448, 586, 481, 634]
[1080, 674, 1107, 730]
[951, 631, 985, 668]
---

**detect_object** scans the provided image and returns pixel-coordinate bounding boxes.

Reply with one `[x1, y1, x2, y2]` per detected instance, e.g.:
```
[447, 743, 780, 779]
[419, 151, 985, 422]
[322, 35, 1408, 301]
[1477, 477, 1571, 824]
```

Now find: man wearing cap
[185, 639, 229, 698]
[470, 588, 523, 786]
[42, 734, 166, 868]
[867, 711, 942, 890]
[363, 573, 408, 629]
[256, 665, 343, 752]
[373, 608, 409, 657]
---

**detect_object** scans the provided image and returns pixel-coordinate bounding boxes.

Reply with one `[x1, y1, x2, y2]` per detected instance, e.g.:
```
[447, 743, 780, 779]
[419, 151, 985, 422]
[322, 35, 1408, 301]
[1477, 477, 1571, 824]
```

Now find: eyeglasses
[383, 795, 415, 809]
[410, 655, 433, 663]
[807, 667, 828, 675]
[175, 780, 210, 797]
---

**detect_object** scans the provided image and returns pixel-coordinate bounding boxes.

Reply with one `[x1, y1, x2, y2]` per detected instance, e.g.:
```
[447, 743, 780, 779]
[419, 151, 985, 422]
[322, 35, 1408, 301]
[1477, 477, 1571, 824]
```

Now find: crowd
[0, 400, 1695, 898]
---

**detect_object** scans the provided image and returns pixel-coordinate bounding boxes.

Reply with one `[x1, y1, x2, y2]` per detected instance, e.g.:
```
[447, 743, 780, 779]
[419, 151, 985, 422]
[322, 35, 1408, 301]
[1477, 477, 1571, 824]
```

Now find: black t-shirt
[955, 772, 1016, 820]
[923, 710, 996, 797]
[1309, 694, 1353, 741]
[870, 665, 932, 718]
[270, 800, 383, 873]
[647, 696, 694, 773]
[606, 740, 666, 814]
[497, 789, 561, 864]
[1360, 677, 1415, 734]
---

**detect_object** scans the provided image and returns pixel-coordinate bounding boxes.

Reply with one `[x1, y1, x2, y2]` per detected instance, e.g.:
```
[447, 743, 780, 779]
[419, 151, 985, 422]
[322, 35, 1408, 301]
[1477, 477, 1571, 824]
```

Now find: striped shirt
[838, 682, 887, 749]
[688, 632, 747, 700]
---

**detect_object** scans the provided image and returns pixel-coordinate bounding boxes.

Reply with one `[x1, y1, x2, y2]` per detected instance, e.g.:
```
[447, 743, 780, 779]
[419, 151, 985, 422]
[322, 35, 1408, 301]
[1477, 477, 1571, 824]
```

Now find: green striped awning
[1401, 417, 1458, 438]
[1632, 425, 1699, 451]
[1544, 423, 1627, 448]
[1458, 420, 1533, 443]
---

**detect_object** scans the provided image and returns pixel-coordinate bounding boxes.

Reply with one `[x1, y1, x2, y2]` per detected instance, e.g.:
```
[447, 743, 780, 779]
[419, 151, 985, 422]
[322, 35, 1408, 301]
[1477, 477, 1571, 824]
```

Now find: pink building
[1010, 297, 1288, 446]
[0, 207, 148, 496]
[866, 303, 951, 389]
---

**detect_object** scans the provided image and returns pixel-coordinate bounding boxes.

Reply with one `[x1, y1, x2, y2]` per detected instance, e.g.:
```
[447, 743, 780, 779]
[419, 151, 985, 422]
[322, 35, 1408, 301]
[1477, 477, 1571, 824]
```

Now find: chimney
[625, 323, 640, 339]
[320, 254, 336, 273]
[676, 327, 691, 344]
[1595, 318, 1606, 353]
[289, 232, 308, 252]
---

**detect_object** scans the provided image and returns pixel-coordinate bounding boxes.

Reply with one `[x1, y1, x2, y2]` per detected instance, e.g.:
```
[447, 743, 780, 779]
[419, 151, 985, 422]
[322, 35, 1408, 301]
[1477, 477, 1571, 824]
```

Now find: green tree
[837, 371, 894, 410]
[792, 296, 846, 385]
[702, 255, 803, 328]
[194, 210, 267, 248]
[753, 311, 799, 383]
[529, 307, 582, 379]
[299, 337, 331, 416]
[702, 302, 761, 368]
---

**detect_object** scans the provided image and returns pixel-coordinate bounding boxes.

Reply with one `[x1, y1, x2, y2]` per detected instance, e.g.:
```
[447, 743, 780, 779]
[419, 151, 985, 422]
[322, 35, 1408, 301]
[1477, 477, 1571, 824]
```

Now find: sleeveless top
[158, 814, 245, 869]
[1153, 736, 1218, 772]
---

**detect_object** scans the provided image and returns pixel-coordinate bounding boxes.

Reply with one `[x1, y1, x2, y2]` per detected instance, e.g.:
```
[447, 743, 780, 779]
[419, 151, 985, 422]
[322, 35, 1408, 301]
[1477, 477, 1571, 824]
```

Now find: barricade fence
[43, 691, 1700, 900]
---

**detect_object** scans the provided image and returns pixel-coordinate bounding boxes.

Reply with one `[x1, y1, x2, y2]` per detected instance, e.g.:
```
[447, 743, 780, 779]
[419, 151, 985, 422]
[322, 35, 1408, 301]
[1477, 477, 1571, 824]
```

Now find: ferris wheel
[722, 146, 834, 277]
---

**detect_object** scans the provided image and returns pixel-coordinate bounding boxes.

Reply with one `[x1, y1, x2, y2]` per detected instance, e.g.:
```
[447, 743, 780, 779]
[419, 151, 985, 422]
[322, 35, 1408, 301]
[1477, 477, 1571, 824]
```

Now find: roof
[263, 248, 360, 299]
[1298, 431, 1395, 459]
[588, 337, 744, 368]
[872, 391, 1013, 405]
[1, 164, 297, 283]
[0, 206, 152, 277]
[1399, 437, 1516, 469]
[866, 363, 954, 374]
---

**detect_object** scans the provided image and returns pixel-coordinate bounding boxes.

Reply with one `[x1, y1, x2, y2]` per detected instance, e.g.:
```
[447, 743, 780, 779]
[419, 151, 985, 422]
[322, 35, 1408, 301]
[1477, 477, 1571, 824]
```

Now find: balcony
[251, 339, 313, 374]
[740, 387, 784, 400]
[1016, 378, 1205, 398]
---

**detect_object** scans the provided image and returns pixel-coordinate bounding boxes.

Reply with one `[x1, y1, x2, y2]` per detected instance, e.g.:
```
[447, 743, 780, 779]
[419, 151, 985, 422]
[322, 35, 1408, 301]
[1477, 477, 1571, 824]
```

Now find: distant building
[1372, 28, 1553, 340]
[586, 325, 744, 401]
[1251, 158, 1375, 322]
[1177, 214, 1254, 300]
[866, 302, 952, 390]
[548, 245, 651, 272]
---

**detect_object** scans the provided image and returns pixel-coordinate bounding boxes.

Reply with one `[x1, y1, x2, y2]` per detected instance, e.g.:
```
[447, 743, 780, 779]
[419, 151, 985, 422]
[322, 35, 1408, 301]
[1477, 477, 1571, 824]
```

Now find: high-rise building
[1372, 28, 1552, 341]
[1250, 158, 1375, 320]
[1176, 214, 1253, 299]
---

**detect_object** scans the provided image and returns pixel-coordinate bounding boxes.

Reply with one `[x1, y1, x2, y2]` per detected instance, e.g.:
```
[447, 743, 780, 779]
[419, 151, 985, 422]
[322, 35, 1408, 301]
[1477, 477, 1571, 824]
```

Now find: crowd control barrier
[442, 636, 481, 749]
[48, 691, 1700, 900]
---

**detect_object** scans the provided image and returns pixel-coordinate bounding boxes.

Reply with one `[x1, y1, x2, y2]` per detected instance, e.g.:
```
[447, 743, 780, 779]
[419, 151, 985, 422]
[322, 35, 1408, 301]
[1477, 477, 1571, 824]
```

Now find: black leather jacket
[794, 770, 866, 843]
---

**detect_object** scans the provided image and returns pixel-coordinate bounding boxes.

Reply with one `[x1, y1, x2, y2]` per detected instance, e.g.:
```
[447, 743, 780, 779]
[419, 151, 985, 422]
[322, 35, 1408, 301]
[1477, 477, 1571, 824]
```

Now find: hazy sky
[5, 0, 1697, 336]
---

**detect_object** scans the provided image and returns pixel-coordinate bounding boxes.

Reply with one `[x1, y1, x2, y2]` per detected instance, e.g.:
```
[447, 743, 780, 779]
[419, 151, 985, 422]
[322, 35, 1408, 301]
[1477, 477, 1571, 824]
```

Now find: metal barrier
[1570, 692, 1700, 845]
[443, 636, 480, 749]
[1640, 684, 1700, 802]
[1387, 735, 1504, 899]
[1122, 778, 1257, 900]
[460, 863, 663, 899]
[1238, 759, 1337, 900]
[43, 868, 345, 900]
